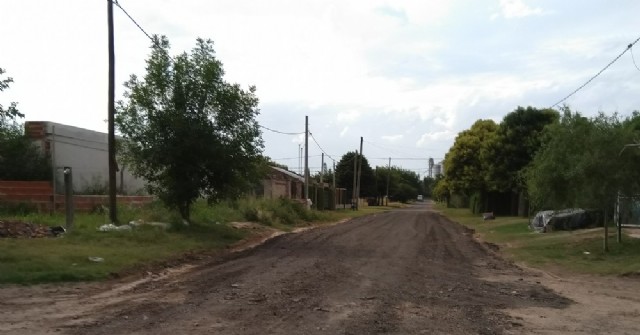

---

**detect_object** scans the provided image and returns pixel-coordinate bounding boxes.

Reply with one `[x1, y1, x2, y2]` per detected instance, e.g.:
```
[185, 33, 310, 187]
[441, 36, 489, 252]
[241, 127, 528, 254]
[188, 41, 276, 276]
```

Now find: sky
[1, 0, 639, 177]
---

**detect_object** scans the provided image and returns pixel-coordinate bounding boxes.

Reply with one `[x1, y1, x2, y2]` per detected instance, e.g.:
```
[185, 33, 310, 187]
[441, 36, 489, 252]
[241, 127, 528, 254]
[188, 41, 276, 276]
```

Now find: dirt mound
[0, 220, 56, 238]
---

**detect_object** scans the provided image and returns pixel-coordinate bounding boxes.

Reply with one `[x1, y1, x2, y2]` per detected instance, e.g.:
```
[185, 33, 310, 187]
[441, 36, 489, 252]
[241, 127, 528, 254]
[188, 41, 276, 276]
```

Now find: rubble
[0, 220, 56, 238]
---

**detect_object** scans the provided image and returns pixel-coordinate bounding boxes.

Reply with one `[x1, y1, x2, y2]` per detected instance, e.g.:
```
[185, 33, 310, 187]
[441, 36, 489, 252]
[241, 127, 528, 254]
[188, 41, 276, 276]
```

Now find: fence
[0, 181, 154, 212]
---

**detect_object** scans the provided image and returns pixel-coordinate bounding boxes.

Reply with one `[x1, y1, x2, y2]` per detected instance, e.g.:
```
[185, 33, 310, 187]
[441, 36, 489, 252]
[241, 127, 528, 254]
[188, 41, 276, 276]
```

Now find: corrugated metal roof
[270, 166, 305, 183]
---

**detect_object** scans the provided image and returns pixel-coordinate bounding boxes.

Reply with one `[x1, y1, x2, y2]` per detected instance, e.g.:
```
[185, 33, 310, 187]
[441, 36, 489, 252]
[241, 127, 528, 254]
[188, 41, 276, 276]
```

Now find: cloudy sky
[1, 0, 639, 176]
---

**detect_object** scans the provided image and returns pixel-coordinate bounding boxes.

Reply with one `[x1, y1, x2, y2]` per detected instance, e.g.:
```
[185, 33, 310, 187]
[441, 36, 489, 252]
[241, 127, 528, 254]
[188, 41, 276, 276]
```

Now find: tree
[375, 166, 422, 203]
[526, 108, 640, 211]
[443, 119, 498, 196]
[335, 151, 375, 200]
[526, 108, 640, 250]
[116, 37, 264, 222]
[0, 67, 50, 180]
[484, 106, 559, 192]
[0, 68, 23, 121]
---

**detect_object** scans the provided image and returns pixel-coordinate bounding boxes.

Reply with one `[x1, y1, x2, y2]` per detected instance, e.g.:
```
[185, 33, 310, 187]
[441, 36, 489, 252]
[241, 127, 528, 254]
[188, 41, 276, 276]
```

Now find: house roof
[270, 166, 305, 183]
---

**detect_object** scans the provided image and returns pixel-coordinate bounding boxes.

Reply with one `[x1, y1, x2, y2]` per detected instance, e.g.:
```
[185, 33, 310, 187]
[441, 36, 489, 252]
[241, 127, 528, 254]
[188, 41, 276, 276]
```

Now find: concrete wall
[25, 121, 146, 194]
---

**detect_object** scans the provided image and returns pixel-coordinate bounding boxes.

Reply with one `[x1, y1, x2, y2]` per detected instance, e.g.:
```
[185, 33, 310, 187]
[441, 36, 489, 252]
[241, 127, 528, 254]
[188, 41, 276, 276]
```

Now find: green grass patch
[436, 204, 640, 275]
[0, 198, 392, 285]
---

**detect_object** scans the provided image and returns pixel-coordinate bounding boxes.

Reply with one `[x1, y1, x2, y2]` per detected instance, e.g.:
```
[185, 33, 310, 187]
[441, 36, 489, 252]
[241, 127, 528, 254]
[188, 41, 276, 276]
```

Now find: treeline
[325, 151, 424, 204]
[433, 106, 640, 216]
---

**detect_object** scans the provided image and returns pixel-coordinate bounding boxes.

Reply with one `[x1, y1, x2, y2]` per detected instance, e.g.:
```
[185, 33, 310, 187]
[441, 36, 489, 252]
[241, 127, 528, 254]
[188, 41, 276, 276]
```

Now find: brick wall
[0, 181, 154, 212]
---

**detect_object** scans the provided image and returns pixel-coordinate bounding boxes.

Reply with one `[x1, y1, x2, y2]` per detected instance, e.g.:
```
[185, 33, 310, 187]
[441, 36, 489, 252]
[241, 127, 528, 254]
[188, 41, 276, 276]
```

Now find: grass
[436, 204, 640, 276]
[0, 198, 392, 285]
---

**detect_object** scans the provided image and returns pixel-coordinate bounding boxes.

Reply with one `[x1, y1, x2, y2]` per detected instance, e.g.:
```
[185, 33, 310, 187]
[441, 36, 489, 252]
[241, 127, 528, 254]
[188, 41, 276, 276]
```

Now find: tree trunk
[179, 202, 191, 224]
[603, 208, 609, 252]
[517, 190, 528, 217]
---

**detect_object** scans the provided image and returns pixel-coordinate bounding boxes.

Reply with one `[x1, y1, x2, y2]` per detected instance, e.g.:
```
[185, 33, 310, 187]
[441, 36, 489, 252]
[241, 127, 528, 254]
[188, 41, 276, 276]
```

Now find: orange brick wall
[0, 181, 154, 212]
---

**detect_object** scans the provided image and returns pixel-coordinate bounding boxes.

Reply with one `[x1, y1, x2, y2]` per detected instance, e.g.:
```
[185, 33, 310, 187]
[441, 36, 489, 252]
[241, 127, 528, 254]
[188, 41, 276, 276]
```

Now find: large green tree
[443, 119, 498, 196]
[526, 108, 640, 212]
[335, 151, 375, 200]
[116, 37, 264, 221]
[484, 106, 559, 192]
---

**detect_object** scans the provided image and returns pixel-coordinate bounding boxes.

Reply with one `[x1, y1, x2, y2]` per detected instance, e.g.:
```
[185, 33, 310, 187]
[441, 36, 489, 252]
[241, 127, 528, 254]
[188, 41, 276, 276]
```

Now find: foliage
[116, 36, 264, 222]
[483, 106, 559, 192]
[0, 67, 51, 181]
[423, 176, 436, 197]
[375, 166, 422, 203]
[334, 151, 376, 199]
[443, 119, 498, 196]
[432, 175, 449, 201]
[526, 107, 640, 213]
[0, 67, 23, 121]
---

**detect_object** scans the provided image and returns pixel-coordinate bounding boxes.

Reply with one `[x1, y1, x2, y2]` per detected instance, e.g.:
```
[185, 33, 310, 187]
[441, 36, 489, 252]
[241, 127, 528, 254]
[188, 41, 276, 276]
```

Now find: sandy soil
[1, 202, 639, 334]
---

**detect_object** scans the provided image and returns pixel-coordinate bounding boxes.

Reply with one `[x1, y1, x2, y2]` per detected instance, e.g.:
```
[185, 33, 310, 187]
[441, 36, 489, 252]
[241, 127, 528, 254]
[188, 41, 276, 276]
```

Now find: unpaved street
[2, 201, 640, 334]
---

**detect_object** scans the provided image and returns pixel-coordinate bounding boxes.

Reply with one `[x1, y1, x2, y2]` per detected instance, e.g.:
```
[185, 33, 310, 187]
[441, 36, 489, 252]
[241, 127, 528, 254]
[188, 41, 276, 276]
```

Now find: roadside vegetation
[0, 198, 393, 285]
[438, 205, 640, 276]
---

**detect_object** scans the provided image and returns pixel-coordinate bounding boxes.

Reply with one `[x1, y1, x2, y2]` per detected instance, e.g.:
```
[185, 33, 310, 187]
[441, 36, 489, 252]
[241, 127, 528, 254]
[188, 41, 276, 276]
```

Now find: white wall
[40, 122, 146, 194]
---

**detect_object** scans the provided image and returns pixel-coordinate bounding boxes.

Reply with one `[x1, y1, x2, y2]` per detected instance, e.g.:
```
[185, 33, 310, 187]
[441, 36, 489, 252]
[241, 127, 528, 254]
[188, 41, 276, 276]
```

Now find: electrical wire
[550, 36, 640, 108]
[259, 125, 304, 135]
[308, 131, 335, 162]
[112, 1, 154, 42]
[632, 47, 640, 72]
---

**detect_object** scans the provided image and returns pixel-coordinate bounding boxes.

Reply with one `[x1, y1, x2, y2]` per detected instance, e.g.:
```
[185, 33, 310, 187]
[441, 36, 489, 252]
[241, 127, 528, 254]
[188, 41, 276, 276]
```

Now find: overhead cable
[259, 125, 304, 135]
[308, 131, 335, 162]
[550, 35, 640, 108]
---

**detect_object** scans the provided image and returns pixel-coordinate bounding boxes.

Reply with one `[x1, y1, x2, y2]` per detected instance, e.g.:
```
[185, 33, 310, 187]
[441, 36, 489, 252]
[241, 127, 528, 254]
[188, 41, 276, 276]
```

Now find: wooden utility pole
[385, 157, 391, 206]
[319, 153, 324, 210]
[304, 116, 309, 208]
[107, 0, 118, 223]
[355, 137, 363, 210]
[352, 150, 358, 210]
[332, 161, 336, 210]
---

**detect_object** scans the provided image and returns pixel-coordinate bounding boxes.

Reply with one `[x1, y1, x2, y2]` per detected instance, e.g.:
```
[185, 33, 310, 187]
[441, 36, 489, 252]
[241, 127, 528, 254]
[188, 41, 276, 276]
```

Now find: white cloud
[416, 130, 455, 147]
[1, 0, 638, 173]
[336, 110, 362, 123]
[492, 0, 545, 20]
[381, 134, 403, 142]
[340, 126, 349, 138]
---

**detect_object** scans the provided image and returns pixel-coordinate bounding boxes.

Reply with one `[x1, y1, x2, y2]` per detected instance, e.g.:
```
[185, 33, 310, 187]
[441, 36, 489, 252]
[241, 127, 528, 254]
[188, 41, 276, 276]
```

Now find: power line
[308, 130, 335, 162]
[370, 157, 431, 161]
[550, 35, 640, 108]
[112, 1, 154, 42]
[632, 47, 640, 72]
[272, 155, 321, 160]
[259, 125, 304, 135]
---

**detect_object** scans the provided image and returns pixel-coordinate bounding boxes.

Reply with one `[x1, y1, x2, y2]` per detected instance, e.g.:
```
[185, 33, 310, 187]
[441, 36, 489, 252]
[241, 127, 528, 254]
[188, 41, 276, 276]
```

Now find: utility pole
[356, 137, 363, 210]
[107, 0, 118, 223]
[333, 161, 336, 210]
[304, 116, 309, 208]
[385, 157, 391, 206]
[352, 150, 358, 210]
[319, 153, 324, 210]
[320, 153, 324, 184]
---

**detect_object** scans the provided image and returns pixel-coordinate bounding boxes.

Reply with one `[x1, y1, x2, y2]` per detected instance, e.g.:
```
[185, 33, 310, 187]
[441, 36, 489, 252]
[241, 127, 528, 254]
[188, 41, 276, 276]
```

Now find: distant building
[433, 162, 444, 177]
[259, 166, 305, 201]
[25, 121, 146, 194]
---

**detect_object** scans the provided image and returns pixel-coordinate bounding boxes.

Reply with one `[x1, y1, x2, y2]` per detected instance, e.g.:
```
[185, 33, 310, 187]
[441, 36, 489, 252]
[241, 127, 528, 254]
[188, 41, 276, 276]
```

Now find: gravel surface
[61, 201, 570, 334]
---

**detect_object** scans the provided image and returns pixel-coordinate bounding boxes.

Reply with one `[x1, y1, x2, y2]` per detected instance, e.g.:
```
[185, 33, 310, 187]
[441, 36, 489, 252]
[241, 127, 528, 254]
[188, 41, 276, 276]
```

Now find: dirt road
[2, 201, 640, 334]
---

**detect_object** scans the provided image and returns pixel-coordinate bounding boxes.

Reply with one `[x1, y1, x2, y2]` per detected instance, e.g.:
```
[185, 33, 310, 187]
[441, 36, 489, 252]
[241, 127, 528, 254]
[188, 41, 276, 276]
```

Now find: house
[259, 166, 305, 201]
[25, 121, 146, 194]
